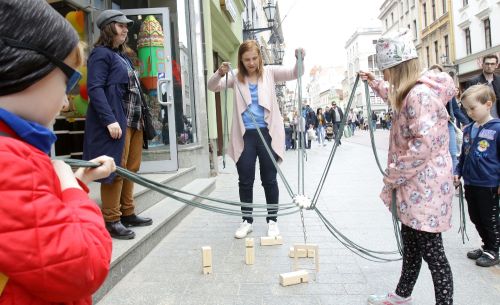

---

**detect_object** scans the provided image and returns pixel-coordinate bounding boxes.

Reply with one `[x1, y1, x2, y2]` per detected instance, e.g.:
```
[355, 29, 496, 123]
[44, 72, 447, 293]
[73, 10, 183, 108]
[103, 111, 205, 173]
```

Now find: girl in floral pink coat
[360, 31, 456, 305]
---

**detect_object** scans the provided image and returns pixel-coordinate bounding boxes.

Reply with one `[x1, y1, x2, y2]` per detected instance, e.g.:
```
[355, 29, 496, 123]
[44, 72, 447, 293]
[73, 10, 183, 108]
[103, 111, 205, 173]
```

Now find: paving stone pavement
[98, 129, 500, 305]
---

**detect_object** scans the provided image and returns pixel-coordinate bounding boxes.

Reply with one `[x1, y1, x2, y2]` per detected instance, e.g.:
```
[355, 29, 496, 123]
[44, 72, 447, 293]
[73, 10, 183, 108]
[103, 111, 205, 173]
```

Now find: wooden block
[279, 270, 309, 286]
[292, 244, 319, 273]
[245, 238, 255, 265]
[202, 246, 212, 274]
[202, 266, 212, 275]
[260, 235, 283, 246]
[288, 247, 315, 258]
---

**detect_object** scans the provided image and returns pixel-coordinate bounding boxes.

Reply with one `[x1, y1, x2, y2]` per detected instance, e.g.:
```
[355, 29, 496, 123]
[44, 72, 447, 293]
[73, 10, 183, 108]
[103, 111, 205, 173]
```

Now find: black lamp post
[276, 45, 285, 64]
[243, 0, 276, 38]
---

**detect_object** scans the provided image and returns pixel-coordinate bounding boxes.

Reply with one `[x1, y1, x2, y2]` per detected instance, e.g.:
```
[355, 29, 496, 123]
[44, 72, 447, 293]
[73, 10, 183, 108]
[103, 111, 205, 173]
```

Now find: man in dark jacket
[330, 102, 343, 144]
[464, 54, 500, 118]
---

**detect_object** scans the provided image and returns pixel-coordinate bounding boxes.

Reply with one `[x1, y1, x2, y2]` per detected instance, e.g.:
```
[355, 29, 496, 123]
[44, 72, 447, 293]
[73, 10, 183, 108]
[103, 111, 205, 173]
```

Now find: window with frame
[484, 18, 491, 49]
[444, 35, 449, 62]
[423, 3, 428, 27]
[413, 20, 417, 39]
[431, 0, 436, 21]
[426, 46, 430, 67]
[463, 0, 468, 6]
[465, 28, 471, 55]
[434, 40, 439, 64]
[442, 0, 447, 14]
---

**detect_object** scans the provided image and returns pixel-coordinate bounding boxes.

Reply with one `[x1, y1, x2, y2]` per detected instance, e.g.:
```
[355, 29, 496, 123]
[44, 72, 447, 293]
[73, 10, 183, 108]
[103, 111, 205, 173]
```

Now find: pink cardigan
[208, 64, 302, 163]
[370, 71, 456, 233]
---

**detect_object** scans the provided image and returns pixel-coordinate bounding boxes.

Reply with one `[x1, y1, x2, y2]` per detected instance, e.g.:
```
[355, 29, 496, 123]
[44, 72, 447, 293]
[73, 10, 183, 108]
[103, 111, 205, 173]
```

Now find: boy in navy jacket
[455, 84, 500, 267]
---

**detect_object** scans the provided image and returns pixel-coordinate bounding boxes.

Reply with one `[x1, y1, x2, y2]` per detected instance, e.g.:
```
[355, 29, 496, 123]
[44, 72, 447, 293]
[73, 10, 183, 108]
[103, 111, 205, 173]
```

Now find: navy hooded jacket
[456, 119, 500, 187]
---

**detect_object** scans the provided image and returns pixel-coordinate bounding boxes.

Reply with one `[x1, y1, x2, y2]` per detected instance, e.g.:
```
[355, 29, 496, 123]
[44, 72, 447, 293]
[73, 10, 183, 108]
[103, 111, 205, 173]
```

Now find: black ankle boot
[121, 214, 153, 227]
[105, 221, 135, 240]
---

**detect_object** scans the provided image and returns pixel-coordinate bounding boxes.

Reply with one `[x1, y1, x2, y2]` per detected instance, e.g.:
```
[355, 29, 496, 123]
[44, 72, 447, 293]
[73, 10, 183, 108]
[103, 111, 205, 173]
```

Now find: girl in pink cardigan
[208, 40, 304, 239]
[360, 31, 455, 305]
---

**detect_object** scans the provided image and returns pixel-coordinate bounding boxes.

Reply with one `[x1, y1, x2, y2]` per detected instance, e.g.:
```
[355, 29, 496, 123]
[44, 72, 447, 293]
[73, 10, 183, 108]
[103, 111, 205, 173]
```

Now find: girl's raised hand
[358, 71, 375, 82]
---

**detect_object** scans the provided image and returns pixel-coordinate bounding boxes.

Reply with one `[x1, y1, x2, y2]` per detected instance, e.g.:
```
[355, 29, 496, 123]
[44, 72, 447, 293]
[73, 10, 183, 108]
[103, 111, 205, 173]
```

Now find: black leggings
[396, 225, 453, 305]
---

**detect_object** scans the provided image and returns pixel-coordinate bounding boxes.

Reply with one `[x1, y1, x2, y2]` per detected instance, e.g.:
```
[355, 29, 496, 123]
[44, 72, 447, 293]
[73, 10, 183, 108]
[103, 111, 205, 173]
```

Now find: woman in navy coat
[83, 10, 152, 239]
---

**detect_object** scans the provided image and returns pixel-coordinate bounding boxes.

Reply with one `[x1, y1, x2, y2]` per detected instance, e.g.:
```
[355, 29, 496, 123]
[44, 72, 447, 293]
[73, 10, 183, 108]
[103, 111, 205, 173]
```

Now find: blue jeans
[236, 128, 278, 223]
[317, 125, 325, 144]
[448, 122, 458, 174]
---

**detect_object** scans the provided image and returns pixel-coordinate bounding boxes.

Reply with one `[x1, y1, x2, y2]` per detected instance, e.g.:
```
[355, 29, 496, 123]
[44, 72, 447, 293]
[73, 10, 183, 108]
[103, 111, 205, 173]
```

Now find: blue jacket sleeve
[451, 97, 470, 125]
[456, 126, 470, 177]
[87, 49, 117, 127]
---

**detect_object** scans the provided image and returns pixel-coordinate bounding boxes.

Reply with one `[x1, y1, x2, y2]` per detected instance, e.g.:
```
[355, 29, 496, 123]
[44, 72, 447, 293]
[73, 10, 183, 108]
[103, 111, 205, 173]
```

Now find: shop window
[49, 1, 90, 159]
[147, 0, 197, 146]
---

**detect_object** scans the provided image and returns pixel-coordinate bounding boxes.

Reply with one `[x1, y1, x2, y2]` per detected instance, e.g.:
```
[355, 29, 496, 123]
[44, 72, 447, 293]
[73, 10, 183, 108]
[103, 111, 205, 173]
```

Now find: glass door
[121, 8, 178, 172]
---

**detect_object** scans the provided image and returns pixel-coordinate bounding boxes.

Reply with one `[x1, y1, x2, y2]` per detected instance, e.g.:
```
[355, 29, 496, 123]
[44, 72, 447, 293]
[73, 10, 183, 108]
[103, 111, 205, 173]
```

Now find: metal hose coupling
[293, 195, 312, 210]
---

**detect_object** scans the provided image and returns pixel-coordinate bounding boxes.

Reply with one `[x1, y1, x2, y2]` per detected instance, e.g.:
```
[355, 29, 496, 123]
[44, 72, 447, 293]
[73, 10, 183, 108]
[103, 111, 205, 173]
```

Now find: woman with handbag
[83, 9, 153, 240]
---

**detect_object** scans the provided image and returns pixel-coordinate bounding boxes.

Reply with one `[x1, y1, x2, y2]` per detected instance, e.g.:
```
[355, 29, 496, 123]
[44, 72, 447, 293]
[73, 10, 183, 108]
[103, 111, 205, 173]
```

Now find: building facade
[452, 0, 500, 86]
[344, 27, 386, 119]
[48, 0, 211, 179]
[418, 0, 456, 73]
[379, 0, 421, 53]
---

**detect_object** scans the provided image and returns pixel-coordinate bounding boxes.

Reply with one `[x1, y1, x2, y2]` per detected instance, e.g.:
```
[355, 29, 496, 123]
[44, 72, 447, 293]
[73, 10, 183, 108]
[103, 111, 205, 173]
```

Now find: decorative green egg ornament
[137, 15, 166, 92]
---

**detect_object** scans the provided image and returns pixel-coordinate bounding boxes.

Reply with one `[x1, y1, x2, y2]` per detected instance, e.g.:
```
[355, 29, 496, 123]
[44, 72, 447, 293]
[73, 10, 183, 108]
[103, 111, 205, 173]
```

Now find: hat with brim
[96, 10, 133, 29]
[375, 30, 418, 71]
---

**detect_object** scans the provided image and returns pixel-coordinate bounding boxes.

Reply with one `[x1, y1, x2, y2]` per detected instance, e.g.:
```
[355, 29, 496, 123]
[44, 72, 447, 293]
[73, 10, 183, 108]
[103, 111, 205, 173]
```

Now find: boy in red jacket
[0, 0, 115, 304]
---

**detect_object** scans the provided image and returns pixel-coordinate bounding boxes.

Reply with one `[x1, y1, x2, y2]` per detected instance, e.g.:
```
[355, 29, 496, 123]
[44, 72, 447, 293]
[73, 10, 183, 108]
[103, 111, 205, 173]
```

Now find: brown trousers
[101, 127, 143, 222]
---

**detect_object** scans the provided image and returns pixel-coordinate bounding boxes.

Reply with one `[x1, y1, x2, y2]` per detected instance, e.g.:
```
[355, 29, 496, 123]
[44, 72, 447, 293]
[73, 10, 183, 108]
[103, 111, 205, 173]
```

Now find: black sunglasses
[0, 37, 82, 94]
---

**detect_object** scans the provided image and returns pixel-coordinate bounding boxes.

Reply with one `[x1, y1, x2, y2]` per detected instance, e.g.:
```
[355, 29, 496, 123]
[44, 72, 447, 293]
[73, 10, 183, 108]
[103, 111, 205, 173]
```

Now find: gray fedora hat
[96, 9, 133, 29]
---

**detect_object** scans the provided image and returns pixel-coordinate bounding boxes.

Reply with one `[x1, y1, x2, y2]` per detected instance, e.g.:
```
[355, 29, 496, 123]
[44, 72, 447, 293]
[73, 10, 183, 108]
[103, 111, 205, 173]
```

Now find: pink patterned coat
[370, 71, 456, 233]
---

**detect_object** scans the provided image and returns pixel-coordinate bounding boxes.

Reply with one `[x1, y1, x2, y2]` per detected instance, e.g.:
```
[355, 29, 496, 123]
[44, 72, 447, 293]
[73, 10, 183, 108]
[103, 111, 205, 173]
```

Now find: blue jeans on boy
[236, 128, 278, 224]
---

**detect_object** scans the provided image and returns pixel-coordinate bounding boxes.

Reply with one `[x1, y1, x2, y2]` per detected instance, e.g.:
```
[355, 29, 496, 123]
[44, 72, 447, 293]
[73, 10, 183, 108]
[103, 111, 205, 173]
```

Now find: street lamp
[276, 45, 285, 64]
[243, 0, 276, 37]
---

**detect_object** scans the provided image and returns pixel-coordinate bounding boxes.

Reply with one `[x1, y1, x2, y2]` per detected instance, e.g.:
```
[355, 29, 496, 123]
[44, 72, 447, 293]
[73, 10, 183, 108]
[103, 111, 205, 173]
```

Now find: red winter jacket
[0, 124, 112, 304]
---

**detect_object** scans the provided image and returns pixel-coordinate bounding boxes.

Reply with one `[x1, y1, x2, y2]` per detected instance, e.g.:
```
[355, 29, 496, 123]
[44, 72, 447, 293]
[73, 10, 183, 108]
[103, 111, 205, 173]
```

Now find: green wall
[204, 0, 244, 140]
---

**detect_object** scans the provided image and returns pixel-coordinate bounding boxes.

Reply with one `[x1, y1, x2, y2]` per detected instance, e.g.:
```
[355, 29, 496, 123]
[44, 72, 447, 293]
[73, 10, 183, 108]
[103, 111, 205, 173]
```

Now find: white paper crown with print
[375, 30, 418, 71]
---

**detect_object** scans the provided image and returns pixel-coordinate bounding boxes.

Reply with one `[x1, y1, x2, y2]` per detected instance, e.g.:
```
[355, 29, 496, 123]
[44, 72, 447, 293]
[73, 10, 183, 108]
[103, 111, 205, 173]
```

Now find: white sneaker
[267, 220, 280, 237]
[367, 292, 413, 305]
[234, 221, 252, 239]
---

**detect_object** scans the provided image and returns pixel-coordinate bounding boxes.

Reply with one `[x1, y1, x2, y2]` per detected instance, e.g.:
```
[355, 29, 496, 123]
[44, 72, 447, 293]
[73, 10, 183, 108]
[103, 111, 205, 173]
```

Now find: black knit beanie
[0, 0, 79, 96]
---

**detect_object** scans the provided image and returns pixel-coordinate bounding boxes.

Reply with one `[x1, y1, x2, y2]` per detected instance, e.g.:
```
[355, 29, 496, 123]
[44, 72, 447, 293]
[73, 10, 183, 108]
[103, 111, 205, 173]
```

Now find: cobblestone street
[98, 130, 500, 305]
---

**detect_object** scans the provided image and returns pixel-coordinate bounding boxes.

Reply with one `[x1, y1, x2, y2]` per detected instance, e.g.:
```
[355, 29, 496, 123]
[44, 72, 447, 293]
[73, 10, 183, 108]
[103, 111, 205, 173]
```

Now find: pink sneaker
[367, 292, 413, 305]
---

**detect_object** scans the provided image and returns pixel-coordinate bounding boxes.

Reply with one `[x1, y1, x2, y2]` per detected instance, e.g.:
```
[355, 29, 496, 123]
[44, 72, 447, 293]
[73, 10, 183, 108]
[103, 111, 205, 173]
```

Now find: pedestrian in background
[371, 110, 378, 131]
[347, 109, 357, 135]
[330, 101, 343, 144]
[208, 40, 305, 239]
[463, 54, 500, 118]
[83, 9, 153, 240]
[324, 105, 332, 123]
[454, 84, 500, 267]
[0, 0, 115, 302]
[315, 107, 327, 146]
[284, 114, 292, 150]
[360, 30, 455, 305]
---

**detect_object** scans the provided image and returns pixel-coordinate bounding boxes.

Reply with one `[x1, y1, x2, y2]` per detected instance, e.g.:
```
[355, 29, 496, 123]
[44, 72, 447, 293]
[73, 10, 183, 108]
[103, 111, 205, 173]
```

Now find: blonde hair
[385, 58, 421, 111]
[237, 40, 264, 83]
[461, 84, 496, 106]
